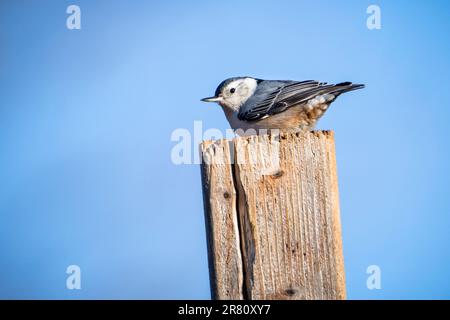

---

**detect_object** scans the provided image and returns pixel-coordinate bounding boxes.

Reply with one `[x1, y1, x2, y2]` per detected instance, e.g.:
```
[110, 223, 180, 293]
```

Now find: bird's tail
[329, 82, 365, 96]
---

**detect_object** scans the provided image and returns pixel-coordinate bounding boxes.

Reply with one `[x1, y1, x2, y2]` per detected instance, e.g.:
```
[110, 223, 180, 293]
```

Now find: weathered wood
[200, 140, 244, 299]
[200, 131, 345, 300]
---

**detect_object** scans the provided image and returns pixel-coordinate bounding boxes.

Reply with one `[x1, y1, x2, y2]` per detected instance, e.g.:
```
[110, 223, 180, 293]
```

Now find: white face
[217, 78, 258, 111]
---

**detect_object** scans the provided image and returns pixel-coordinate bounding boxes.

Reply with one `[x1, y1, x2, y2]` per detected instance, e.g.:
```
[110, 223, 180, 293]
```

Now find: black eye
[230, 88, 236, 94]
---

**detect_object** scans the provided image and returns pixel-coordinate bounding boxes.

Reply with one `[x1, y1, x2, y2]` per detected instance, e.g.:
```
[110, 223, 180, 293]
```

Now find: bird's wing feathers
[237, 80, 363, 121]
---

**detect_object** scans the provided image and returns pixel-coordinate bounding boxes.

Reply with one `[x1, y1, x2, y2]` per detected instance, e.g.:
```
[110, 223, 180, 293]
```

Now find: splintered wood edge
[199, 139, 244, 300]
[200, 130, 335, 146]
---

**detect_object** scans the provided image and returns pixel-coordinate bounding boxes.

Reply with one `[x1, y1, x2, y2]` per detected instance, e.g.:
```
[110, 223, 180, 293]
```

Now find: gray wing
[237, 80, 363, 121]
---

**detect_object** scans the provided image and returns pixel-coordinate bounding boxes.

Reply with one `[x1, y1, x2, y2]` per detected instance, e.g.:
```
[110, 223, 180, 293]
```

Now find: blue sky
[0, 0, 449, 299]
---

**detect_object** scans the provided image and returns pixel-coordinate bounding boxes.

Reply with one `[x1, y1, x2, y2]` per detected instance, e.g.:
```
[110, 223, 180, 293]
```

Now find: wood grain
[200, 139, 244, 299]
[200, 131, 345, 300]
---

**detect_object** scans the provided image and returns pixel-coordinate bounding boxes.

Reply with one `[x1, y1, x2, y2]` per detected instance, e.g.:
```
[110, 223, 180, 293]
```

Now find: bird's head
[201, 77, 260, 111]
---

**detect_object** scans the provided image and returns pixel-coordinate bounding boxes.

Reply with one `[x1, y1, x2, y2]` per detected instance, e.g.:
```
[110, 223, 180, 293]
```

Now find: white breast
[222, 108, 266, 135]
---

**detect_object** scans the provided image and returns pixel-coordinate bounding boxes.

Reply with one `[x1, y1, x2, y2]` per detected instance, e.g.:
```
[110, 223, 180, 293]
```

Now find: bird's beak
[201, 96, 223, 103]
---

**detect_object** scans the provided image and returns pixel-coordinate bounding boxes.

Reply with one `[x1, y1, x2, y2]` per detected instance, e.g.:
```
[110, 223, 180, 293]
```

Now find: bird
[201, 76, 364, 135]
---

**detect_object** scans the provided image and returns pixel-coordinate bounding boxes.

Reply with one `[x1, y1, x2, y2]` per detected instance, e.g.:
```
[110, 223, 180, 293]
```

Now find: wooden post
[200, 131, 345, 300]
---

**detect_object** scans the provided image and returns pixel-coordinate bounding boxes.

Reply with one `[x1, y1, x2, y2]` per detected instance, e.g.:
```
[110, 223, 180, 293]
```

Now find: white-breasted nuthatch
[201, 77, 364, 134]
